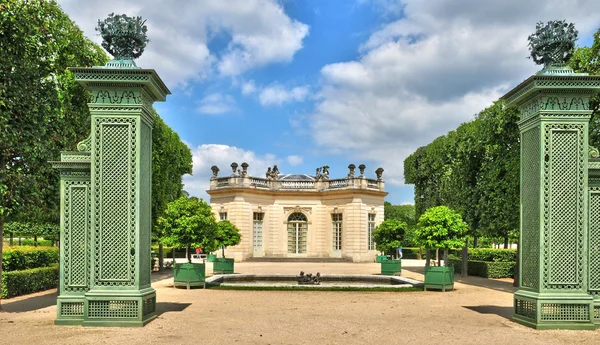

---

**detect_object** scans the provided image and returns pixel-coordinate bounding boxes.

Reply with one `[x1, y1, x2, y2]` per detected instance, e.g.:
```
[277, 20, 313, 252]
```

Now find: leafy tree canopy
[416, 206, 468, 250]
[214, 220, 242, 257]
[372, 219, 407, 256]
[157, 196, 217, 261]
[151, 112, 192, 237]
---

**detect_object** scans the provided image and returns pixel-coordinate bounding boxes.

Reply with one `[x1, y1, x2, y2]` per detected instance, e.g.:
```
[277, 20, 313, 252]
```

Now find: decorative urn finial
[241, 162, 249, 176]
[348, 164, 356, 178]
[210, 165, 219, 178]
[528, 20, 578, 73]
[375, 167, 384, 181]
[96, 13, 149, 68]
[358, 164, 366, 177]
[230, 162, 238, 174]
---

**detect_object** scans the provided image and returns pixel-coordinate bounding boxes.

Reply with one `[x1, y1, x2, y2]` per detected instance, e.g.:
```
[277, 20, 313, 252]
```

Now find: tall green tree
[476, 102, 520, 248]
[569, 27, 600, 148]
[151, 112, 192, 269]
[384, 202, 416, 246]
[372, 219, 407, 257]
[0, 0, 107, 306]
[214, 220, 242, 258]
[158, 196, 217, 263]
[416, 206, 468, 266]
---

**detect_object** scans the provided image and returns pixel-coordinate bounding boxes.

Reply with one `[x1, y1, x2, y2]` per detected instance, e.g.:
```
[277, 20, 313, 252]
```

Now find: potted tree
[416, 206, 468, 292]
[157, 196, 217, 289]
[212, 220, 241, 274]
[372, 219, 407, 275]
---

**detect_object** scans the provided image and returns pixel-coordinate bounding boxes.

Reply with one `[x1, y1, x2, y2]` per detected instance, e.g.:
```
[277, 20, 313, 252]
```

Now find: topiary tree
[214, 220, 241, 258]
[416, 206, 468, 266]
[372, 219, 407, 258]
[157, 196, 217, 263]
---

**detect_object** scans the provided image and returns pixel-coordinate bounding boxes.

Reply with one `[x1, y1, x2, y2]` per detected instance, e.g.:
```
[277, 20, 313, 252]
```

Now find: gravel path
[0, 260, 598, 344]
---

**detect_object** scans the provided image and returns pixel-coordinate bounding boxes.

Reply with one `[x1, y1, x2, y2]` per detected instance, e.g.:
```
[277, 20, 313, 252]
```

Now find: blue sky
[58, 0, 600, 204]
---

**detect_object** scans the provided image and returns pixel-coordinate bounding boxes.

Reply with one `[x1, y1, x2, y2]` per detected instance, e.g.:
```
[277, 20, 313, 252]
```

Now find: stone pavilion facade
[207, 164, 387, 262]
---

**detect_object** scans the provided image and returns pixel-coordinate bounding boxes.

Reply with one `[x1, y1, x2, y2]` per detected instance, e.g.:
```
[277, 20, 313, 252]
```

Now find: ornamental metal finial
[527, 20, 578, 68]
[96, 13, 149, 61]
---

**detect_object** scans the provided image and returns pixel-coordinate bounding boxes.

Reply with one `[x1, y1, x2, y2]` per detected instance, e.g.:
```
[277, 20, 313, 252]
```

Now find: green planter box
[213, 258, 235, 274]
[376, 255, 388, 263]
[207, 254, 217, 262]
[380, 259, 402, 276]
[174, 262, 206, 289]
[424, 266, 454, 292]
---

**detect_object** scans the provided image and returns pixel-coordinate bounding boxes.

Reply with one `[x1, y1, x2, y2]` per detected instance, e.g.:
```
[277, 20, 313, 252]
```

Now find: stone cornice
[207, 186, 388, 198]
[503, 74, 600, 107]
[68, 67, 171, 102]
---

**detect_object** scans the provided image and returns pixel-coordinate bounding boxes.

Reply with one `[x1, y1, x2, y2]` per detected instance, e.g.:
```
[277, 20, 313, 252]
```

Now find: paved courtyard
[0, 260, 599, 344]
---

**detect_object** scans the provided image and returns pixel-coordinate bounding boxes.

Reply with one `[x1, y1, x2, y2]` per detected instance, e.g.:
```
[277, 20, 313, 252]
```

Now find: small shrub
[1, 264, 59, 298]
[20, 239, 54, 247]
[2, 246, 60, 271]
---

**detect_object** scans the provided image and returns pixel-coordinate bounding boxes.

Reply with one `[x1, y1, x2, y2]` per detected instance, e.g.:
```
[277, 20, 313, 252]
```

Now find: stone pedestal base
[55, 296, 86, 325]
[514, 290, 597, 330]
[80, 287, 156, 327]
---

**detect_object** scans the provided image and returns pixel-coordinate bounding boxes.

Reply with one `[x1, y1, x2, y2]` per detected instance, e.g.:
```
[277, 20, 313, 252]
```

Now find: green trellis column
[67, 63, 170, 327]
[504, 70, 600, 329]
[52, 151, 91, 325]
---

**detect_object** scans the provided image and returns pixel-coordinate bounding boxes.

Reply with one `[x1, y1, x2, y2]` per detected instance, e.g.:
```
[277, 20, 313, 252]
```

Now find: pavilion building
[207, 164, 387, 262]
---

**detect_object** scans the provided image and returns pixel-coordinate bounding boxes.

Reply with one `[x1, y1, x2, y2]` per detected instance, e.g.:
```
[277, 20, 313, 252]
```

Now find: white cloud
[287, 155, 304, 166]
[183, 144, 280, 201]
[310, 0, 600, 187]
[259, 85, 310, 106]
[57, 0, 309, 88]
[241, 80, 257, 95]
[196, 93, 237, 115]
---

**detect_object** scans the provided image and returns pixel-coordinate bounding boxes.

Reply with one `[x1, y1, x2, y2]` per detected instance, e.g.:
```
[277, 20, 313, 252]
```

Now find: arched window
[287, 212, 307, 254]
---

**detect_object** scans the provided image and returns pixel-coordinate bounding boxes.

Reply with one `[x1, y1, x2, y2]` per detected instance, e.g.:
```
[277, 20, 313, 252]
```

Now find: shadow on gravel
[152, 270, 174, 283]
[403, 266, 517, 294]
[463, 305, 513, 320]
[156, 302, 191, 317]
[1, 291, 57, 313]
[0, 270, 174, 314]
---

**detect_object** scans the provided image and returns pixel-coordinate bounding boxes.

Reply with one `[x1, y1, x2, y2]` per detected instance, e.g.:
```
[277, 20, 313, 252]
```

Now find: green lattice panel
[544, 124, 584, 289]
[63, 180, 90, 292]
[521, 127, 540, 289]
[88, 300, 138, 318]
[94, 118, 137, 286]
[139, 122, 152, 286]
[515, 299, 536, 320]
[589, 189, 600, 295]
[594, 306, 600, 320]
[68, 184, 89, 288]
[143, 297, 156, 316]
[540, 303, 589, 321]
[61, 302, 84, 317]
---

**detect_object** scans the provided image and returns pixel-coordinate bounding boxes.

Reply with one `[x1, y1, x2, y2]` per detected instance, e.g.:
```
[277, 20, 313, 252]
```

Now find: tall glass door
[287, 213, 307, 254]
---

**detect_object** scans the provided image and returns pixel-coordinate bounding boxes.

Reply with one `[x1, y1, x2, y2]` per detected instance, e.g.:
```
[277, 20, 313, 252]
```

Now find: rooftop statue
[528, 20, 578, 69]
[96, 13, 149, 60]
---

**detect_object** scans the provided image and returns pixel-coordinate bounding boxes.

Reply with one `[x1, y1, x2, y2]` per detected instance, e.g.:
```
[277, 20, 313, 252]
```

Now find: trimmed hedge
[401, 248, 421, 259]
[449, 255, 515, 278]
[400, 248, 446, 260]
[2, 246, 59, 271]
[1, 264, 59, 298]
[468, 261, 515, 278]
[468, 248, 516, 262]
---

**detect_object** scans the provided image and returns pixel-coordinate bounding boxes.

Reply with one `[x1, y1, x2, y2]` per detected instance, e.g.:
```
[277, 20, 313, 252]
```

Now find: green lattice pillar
[504, 70, 600, 329]
[51, 151, 91, 325]
[67, 65, 169, 327]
